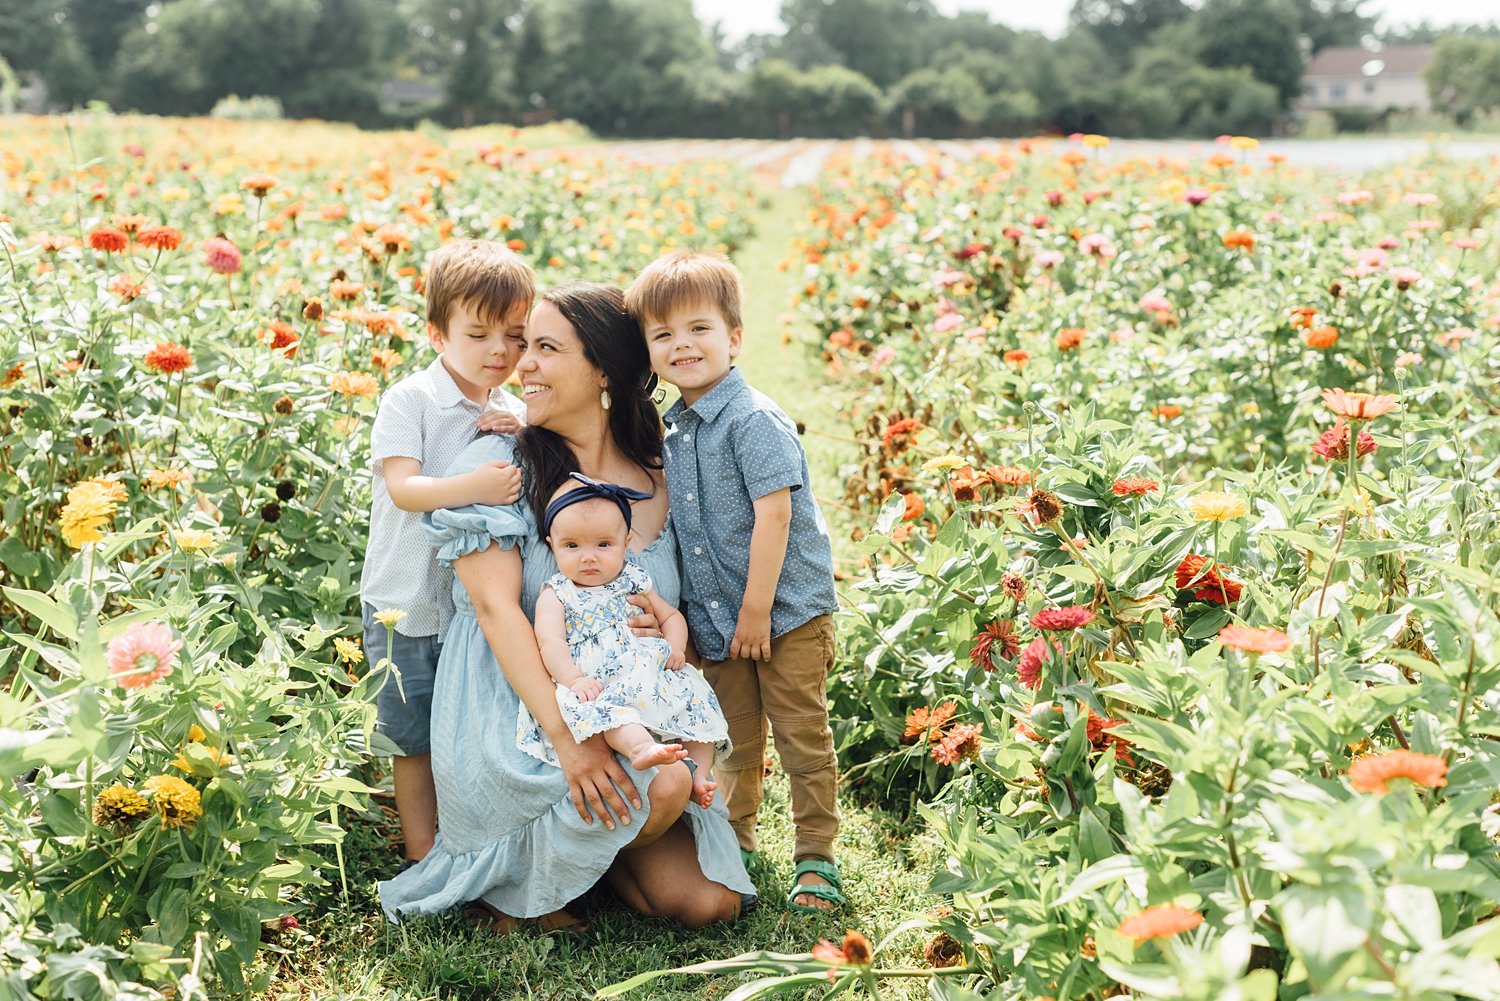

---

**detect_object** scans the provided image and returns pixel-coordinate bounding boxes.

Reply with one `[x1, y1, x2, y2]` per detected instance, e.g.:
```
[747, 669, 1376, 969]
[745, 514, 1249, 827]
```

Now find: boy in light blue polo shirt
[625, 250, 843, 913]
[359, 239, 533, 868]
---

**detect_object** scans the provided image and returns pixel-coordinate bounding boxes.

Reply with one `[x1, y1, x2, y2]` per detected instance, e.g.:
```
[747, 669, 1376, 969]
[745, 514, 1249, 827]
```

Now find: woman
[378, 282, 752, 930]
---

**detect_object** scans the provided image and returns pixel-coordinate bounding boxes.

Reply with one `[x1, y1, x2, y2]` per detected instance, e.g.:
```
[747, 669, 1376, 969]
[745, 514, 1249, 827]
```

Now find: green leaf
[2, 587, 79, 641]
[1275, 884, 1370, 987]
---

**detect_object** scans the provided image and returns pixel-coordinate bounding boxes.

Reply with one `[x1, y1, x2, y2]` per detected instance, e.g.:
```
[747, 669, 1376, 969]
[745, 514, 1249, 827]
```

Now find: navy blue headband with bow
[543, 472, 652, 537]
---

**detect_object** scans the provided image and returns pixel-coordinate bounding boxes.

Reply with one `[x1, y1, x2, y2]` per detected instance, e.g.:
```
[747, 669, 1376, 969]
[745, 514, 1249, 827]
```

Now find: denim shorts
[362, 603, 441, 757]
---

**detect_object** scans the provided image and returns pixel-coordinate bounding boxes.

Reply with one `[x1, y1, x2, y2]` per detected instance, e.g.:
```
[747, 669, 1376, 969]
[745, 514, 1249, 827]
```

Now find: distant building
[1301, 46, 1433, 112]
[381, 79, 445, 115]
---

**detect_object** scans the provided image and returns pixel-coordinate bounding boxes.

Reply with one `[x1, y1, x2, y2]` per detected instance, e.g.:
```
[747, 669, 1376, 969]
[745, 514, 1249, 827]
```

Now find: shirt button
[710, 601, 719, 609]
[693, 547, 702, 555]
[686, 493, 694, 501]
[683, 434, 691, 442]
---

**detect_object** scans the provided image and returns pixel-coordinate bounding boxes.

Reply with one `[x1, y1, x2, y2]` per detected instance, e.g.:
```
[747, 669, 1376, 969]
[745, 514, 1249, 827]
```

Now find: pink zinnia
[1182, 189, 1210, 206]
[1016, 636, 1061, 688]
[202, 236, 242, 275]
[1311, 421, 1377, 461]
[1031, 606, 1096, 631]
[107, 622, 183, 690]
[1389, 267, 1420, 289]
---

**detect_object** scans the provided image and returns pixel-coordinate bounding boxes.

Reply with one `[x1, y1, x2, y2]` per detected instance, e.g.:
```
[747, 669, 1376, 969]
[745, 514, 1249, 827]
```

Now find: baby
[515, 473, 730, 809]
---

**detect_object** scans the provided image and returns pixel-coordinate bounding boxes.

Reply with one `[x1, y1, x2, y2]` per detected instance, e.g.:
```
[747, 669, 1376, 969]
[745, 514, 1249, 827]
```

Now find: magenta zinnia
[1031, 606, 1095, 631]
[1016, 636, 1061, 688]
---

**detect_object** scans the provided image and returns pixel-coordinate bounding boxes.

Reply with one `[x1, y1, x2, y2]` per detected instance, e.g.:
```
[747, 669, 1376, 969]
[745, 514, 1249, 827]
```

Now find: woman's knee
[673, 886, 741, 929]
[646, 761, 692, 813]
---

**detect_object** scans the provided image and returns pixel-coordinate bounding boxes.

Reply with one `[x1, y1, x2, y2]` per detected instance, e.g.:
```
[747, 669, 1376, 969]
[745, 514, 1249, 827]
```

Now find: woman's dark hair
[516, 281, 663, 528]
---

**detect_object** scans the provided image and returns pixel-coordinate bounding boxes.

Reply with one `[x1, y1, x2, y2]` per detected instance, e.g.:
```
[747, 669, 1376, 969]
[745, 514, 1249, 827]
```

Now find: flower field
[0, 115, 755, 997]
[1, 116, 1498, 1000]
[755, 141, 1500, 998]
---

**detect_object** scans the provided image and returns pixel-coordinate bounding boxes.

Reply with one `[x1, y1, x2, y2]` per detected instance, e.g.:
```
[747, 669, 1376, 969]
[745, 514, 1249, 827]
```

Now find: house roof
[1305, 46, 1433, 79]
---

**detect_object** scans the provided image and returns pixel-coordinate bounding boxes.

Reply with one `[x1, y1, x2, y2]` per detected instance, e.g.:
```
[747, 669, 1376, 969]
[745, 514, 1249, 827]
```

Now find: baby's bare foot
[630, 742, 687, 770]
[691, 776, 717, 809]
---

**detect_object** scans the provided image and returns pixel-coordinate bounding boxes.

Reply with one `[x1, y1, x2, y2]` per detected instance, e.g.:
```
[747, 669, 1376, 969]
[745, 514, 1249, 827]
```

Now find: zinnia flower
[1020, 488, 1064, 526]
[202, 236, 241, 275]
[142, 774, 202, 828]
[136, 225, 183, 251]
[1221, 230, 1255, 250]
[1304, 325, 1338, 350]
[970, 620, 1020, 671]
[1153, 404, 1182, 420]
[1003, 349, 1029, 367]
[107, 274, 149, 301]
[921, 454, 967, 473]
[1118, 904, 1203, 944]
[1311, 421, 1377, 461]
[1348, 749, 1448, 794]
[373, 608, 407, 628]
[1219, 624, 1292, 654]
[932, 723, 983, 765]
[1322, 388, 1398, 421]
[1112, 477, 1158, 497]
[904, 701, 957, 743]
[1175, 555, 1242, 604]
[1001, 571, 1028, 601]
[1031, 606, 1096, 631]
[144, 342, 192, 374]
[334, 637, 363, 665]
[330, 371, 379, 398]
[145, 467, 192, 490]
[239, 173, 278, 197]
[1016, 636, 1061, 688]
[1055, 327, 1086, 351]
[107, 622, 183, 690]
[93, 785, 150, 827]
[882, 417, 922, 451]
[59, 479, 126, 547]
[87, 227, 129, 253]
[1186, 491, 1248, 521]
[813, 930, 873, 972]
[984, 465, 1031, 488]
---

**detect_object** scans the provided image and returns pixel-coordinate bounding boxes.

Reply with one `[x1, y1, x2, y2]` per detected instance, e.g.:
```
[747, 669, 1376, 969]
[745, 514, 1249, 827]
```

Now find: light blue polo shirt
[662, 367, 838, 662]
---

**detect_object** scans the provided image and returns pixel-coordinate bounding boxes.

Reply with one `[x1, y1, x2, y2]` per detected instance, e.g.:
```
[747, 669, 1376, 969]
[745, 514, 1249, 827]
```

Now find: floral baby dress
[516, 562, 731, 768]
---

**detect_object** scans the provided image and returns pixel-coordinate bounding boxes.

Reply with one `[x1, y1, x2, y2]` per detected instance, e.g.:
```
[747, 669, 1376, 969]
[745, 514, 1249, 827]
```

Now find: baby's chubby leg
[603, 723, 689, 771]
[684, 742, 718, 808]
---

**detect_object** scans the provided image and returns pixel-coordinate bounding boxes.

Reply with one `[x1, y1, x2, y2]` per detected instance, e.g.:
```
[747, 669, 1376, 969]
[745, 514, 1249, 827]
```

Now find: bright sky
[692, 0, 1493, 43]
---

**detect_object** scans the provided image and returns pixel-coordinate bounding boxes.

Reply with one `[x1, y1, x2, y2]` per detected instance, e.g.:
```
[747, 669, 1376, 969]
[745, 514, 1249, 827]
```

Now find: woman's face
[518, 300, 605, 432]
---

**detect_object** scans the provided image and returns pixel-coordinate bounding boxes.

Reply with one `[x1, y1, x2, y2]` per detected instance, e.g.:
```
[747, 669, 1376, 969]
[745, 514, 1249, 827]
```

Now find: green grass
[255, 187, 936, 1000]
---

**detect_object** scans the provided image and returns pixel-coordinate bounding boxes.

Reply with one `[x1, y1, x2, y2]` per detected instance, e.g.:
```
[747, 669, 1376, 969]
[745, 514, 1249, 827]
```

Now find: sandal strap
[792, 858, 843, 890]
[786, 881, 846, 909]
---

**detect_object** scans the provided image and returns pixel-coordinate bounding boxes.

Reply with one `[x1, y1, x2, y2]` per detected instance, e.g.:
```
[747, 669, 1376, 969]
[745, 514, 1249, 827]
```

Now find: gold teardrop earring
[600, 388, 612, 411]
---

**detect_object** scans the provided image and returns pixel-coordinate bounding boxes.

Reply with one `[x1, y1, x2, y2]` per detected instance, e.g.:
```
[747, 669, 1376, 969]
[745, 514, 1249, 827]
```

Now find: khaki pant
[699, 614, 840, 862]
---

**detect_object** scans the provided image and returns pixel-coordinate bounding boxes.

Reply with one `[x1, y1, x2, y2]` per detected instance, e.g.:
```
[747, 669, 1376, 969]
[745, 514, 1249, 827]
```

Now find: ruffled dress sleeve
[620, 560, 654, 595]
[421, 435, 533, 565]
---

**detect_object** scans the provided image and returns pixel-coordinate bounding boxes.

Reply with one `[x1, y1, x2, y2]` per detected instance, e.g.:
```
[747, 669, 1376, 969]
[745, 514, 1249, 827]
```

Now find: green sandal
[786, 858, 845, 913]
[740, 847, 755, 867]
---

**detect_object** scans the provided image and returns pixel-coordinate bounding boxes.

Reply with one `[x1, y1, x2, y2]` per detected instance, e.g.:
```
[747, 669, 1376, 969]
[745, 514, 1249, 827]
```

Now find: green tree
[746, 58, 813, 137]
[886, 66, 988, 137]
[1069, 0, 1192, 69]
[800, 65, 883, 137]
[1290, 0, 1376, 52]
[779, 0, 937, 88]
[0, 0, 94, 108]
[1123, 42, 1280, 133]
[1192, 0, 1305, 108]
[1424, 35, 1500, 124]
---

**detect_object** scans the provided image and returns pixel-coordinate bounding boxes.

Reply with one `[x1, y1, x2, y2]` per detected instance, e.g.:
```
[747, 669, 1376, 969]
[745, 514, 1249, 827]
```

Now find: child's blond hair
[425, 239, 536, 337]
[624, 250, 743, 332]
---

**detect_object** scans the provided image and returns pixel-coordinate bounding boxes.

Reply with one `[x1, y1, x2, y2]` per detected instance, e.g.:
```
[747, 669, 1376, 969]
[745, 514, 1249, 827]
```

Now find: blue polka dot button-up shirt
[663, 367, 838, 662]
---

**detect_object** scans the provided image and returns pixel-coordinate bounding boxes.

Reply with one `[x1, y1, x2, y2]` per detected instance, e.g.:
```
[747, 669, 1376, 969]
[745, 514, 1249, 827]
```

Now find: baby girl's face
[548, 498, 629, 586]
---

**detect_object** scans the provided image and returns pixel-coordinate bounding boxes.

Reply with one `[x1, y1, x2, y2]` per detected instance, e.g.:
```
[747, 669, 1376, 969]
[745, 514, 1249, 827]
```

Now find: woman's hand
[625, 593, 663, 638]
[553, 733, 641, 830]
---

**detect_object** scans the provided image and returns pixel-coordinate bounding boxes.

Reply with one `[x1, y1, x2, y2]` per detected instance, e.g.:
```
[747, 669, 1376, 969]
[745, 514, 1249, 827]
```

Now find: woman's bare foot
[690, 774, 717, 808]
[629, 741, 688, 770]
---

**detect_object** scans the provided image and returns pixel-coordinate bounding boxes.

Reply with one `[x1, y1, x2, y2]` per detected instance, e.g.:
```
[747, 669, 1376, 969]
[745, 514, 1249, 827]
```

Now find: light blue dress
[377, 435, 756, 922]
[517, 564, 731, 768]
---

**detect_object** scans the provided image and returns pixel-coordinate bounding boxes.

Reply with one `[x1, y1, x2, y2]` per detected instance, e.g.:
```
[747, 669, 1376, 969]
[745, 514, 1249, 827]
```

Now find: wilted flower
[932, 723, 983, 764]
[93, 785, 150, 827]
[1311, 421, 1377, 461]
[970, 620, 1020, 671]
[1348, 749, 1448, 794]
[1001, 571, 1028, 602]
[882, 417, 923, 451]
[1020, 488, 1064, 526]
[107, 622, 183, 689]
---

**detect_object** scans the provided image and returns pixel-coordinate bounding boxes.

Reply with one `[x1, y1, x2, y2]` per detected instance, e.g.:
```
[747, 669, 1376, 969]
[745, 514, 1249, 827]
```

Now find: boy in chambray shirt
[624, 250, 844, 912]
[359, 239, 533, 868]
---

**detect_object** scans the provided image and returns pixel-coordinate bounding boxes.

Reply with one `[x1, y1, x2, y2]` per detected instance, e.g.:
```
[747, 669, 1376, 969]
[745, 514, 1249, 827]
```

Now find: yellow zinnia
[93, 785, 150, 827]
[334, 637, 363, 665]
[142, 774, 202, 828]
[175, 528, 219, 551]
[1187, 491, 1249, 521]
[921, 454, 967, 473]
[373, 608, 407, 628]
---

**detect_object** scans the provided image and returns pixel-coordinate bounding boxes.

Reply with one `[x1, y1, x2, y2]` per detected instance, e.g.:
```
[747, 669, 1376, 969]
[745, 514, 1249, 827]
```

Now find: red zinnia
[1016, 636, 1061, 688]
[1175, 555, 1242, 604]
[144, 342, 192, 374]
[1031, 606, 1096, 631]
[88, 227, 129, 253]
[970, 620, 1020, 672]
[882, 417, 923, 451]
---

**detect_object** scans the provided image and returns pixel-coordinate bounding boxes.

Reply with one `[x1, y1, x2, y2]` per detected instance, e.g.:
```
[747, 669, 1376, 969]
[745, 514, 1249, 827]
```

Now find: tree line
[2, 0, 1498, 137]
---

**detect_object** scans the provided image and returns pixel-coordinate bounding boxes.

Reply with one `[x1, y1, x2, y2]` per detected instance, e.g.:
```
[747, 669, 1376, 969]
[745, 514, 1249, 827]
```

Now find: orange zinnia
[330, 371, 379, 398]
[1221, 230, 1255, 250]
[1056, 327, 1087, 351]
[904, 701, 957, 742]
[1117, 904, 1203, 944]
[1304, 325, 1338, 350]
[1322, 388, 1398, 420]
[1152, 404, 1182, 420]
[1347, 749, 1448, 794]
[1218, 624, 1292, 654]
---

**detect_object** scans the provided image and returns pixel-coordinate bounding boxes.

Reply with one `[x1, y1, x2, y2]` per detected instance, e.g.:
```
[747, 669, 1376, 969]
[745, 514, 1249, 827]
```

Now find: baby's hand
[469, 460, 522, 506]
[569, 677, 603, 702]
[665, 646, 686, 671]
[477, 409, 524, 435]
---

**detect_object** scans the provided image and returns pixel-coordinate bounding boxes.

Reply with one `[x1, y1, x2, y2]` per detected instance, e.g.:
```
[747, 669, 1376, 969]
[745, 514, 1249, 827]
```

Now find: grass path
[259, 188, 941, 1000]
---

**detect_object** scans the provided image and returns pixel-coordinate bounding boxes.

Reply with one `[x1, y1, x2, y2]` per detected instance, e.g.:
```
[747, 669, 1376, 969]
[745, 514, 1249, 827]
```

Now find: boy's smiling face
[430, 297, 528, 404]
[643, 301, 741, 406]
